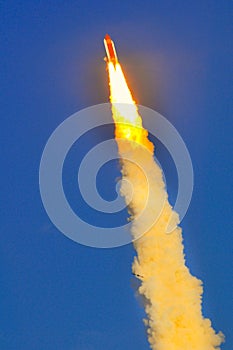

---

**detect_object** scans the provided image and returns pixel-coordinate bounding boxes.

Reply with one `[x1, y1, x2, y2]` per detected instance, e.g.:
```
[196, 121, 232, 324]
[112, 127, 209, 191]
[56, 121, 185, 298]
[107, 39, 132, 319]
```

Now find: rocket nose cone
[105, 34, 111, 41]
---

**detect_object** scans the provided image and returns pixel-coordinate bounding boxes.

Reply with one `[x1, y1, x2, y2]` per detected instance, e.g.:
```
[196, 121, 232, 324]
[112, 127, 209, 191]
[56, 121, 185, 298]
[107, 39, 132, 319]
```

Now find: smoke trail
[107, 62, 224, 349]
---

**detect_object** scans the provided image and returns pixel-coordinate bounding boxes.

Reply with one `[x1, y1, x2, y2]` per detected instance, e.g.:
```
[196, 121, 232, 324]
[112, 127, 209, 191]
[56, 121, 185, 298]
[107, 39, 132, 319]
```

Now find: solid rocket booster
[104, 34, 118, 67]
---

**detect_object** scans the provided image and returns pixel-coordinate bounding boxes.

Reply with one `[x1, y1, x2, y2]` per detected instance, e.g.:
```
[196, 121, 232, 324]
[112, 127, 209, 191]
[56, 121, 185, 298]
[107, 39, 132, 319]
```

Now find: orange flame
[107, 62, 154, 152]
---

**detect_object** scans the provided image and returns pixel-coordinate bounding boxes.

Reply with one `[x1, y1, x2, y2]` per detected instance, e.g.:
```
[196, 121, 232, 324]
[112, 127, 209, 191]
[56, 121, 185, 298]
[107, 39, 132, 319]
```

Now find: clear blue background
[1, 1, 232, 349]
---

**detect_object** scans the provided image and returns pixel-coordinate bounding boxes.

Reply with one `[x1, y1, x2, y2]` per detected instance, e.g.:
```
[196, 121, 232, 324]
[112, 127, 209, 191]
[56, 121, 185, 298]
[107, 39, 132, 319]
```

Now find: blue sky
[1, 1, 232, 349]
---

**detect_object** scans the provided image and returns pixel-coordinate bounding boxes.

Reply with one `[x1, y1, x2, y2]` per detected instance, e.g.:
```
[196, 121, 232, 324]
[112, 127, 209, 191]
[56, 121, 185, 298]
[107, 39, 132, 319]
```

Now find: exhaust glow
[108, 62, 153, 152]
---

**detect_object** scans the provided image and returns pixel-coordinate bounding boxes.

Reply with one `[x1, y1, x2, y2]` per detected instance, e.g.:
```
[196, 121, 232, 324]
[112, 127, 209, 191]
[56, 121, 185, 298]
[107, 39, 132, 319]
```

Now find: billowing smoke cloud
[117, 135, 224, 349]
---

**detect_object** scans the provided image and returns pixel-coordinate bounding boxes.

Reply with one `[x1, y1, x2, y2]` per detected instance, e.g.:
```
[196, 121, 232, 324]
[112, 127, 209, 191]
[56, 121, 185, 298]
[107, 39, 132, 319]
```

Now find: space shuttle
[104, 34, 118, 68]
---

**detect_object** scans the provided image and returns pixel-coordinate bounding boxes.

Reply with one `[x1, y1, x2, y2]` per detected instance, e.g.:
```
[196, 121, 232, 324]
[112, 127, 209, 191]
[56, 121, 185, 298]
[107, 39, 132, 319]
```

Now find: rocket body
[104, 34, 118, 67]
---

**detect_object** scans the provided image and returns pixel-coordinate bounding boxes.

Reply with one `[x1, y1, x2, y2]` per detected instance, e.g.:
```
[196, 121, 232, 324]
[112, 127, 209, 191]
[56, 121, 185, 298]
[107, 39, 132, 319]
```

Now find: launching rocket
[104, 33, 224, 350]
[104, 34, 118, 67]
